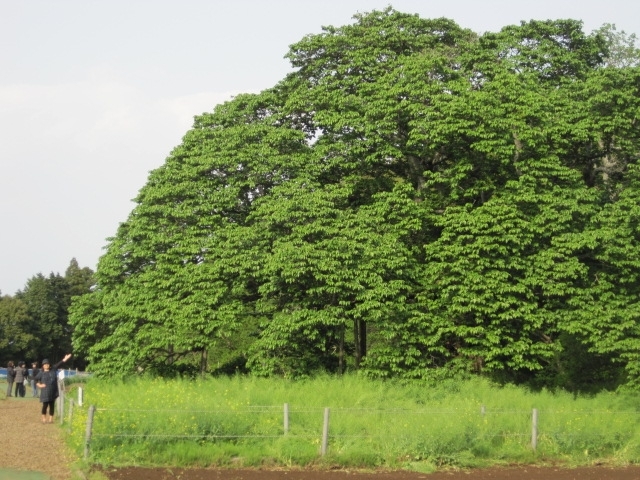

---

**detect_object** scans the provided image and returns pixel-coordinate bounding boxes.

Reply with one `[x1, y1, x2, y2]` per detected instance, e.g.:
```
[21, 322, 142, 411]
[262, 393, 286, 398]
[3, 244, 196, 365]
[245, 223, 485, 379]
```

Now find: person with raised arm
[35, 354, 72, 424]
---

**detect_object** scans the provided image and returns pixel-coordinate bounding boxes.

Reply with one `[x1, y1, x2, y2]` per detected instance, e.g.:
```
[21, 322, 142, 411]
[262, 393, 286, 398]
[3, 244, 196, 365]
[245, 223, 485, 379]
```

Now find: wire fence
[54, 388, 640, 461]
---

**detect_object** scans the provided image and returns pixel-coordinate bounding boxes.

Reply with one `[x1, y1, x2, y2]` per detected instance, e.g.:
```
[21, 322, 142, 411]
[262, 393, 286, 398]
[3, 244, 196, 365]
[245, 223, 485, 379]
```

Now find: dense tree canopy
[70, 9, 640, 390]
[0, 258, 94, 367]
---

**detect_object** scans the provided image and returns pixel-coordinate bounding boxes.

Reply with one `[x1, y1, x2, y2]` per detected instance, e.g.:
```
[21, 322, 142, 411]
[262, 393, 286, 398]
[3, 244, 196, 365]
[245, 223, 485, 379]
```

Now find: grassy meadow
[61, 376, 640, 472]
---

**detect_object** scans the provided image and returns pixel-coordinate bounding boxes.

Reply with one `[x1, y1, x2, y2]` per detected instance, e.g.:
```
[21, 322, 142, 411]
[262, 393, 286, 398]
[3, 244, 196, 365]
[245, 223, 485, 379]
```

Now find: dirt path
[0, 395, 73, 480]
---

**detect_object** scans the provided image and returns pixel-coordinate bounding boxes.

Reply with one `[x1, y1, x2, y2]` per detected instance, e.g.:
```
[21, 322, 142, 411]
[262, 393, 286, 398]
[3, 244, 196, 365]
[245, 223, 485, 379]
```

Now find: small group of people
[5, 354, 73, 424]
[5, 360, 40, 398]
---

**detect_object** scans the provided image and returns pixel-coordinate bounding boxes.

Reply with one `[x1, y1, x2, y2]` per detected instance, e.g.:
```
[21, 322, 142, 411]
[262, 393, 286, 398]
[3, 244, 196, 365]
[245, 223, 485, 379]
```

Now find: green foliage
[595, 23, 640, 68]
[71, 7, 640, 390]
[565, 163, 640, 387]
[20, 272, 76, 362]
[0, 294, 34, 360]
[0, 258, 94, 367]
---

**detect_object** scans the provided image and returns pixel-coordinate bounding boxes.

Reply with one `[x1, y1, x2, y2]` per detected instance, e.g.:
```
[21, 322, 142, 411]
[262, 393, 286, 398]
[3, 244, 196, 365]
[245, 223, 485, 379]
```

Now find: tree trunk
[354, 320, 360, 369]
[354, 319, 367, 369]
[359, 320, 367, 361]
[200, 348, 208, 376]
[338, 326, 345, 374]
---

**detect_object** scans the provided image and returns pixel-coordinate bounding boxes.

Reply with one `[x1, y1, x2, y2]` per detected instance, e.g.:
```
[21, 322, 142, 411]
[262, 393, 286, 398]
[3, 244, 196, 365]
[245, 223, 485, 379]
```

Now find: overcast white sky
[1, 1, 639, 295]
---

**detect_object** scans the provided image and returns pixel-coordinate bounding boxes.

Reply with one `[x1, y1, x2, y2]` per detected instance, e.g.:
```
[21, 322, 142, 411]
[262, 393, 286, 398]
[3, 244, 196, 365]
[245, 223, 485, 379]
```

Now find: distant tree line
[0, 258, 94, 369]
[69, 9, 640, 392]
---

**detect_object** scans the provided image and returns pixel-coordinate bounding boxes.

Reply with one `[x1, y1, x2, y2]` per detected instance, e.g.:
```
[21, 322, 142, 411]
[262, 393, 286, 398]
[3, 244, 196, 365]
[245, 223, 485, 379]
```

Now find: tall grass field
[62, 376, 640, 472]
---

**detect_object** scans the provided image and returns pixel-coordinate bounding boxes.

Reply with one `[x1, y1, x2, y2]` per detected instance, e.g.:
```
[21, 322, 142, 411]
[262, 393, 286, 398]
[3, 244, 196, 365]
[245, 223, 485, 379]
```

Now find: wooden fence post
[321, 407, 330, 456]
[531, 408, 538, 451]
[284, 403, 289, 435]
[84, 405, 96, 459]
[58, 380, 65, 424]
[68, 399, 74, 433]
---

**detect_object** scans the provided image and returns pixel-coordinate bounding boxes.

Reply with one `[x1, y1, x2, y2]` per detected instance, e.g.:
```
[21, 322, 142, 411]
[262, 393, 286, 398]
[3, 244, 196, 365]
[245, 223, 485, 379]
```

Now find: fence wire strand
[69, 401, 640, 457]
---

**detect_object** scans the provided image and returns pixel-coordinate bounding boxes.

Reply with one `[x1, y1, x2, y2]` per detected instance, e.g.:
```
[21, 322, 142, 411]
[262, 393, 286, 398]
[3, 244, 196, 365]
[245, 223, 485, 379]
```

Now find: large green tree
[10, 259, 95, 367]
[18, 273, 72, 362]
[70, 8, 640, 389]
[0, 294, 35, 363]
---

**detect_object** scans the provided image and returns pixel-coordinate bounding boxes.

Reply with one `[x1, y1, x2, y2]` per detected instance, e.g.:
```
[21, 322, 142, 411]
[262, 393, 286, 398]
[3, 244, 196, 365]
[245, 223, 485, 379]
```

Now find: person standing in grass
[14, 361, 28, 397]
[35, 354, 72, 424]
[5, 361, 15, 397]
[30, 361, 40, 397]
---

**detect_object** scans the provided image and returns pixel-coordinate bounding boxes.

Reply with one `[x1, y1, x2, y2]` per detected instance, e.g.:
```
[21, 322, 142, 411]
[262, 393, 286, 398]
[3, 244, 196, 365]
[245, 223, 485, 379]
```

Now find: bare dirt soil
[5, 386, 640, 480]
[98, 465, 640, 480]
[0, 395, 73, 480]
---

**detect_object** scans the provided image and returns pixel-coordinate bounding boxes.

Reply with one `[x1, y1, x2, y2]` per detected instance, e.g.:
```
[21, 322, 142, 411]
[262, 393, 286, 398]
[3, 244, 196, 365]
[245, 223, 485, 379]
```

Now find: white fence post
[78, 387, 84, 407]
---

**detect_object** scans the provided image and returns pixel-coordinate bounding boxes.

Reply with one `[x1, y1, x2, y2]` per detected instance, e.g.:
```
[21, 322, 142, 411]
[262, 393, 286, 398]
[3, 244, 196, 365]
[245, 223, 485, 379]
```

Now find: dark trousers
[41, 401, 55, 416]
[15, 382, 25, 397]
